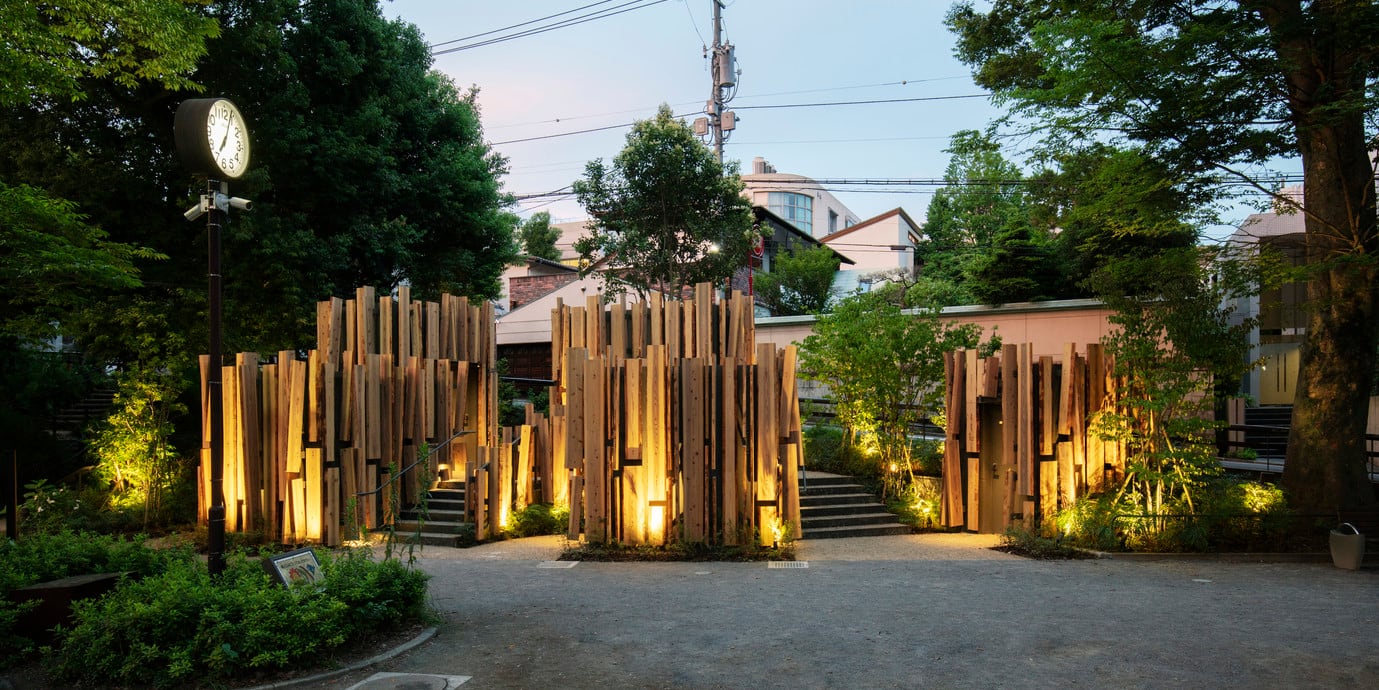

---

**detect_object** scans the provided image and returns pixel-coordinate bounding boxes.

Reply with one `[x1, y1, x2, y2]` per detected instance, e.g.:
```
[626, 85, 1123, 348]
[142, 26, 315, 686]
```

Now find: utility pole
[695, 0, 737, 162]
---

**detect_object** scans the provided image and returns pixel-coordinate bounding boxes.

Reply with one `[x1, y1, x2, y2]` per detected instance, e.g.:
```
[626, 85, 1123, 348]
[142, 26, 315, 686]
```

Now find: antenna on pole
[694, 0, 737, 163]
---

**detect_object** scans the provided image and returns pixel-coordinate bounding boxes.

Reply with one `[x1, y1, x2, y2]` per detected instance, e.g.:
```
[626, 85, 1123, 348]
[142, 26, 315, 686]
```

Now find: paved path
[310, 534, 1376, 689]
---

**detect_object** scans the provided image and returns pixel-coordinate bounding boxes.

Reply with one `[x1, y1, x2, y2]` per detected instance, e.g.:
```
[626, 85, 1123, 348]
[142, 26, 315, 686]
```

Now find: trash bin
[1329, 523, 1365, 570]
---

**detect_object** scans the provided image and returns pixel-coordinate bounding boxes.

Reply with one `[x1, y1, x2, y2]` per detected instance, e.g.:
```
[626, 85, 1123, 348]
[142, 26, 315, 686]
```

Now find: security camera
[184, 204, 205, 222]
[228, 197, 252, 211]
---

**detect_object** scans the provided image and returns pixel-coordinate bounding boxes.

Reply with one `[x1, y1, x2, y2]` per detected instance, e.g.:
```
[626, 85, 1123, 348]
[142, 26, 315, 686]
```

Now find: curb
[247, 626, 439, 689]
[1086, 551, 1333, 563]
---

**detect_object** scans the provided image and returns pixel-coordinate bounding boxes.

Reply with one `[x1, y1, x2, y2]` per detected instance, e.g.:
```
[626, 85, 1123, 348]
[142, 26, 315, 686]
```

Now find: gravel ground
[303, 534, 1378, 689]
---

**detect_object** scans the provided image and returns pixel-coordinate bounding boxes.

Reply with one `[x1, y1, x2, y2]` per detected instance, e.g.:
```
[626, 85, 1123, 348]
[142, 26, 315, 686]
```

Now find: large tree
[948, 1, 1379, 515]
[573, 105, 756, 299]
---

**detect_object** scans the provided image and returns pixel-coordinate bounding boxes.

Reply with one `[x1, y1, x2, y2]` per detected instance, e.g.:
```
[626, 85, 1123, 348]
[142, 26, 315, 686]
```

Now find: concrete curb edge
[248, 626, 439, 690]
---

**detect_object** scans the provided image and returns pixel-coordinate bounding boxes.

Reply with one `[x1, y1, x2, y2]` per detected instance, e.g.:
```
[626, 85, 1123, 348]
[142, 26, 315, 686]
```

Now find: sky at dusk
[383, 0, 1293, 241]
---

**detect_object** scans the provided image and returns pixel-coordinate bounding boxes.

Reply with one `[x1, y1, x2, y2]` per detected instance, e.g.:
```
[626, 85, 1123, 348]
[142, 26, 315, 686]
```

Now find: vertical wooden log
[517, 424, 534, 509]
[584, 356, 607, 543]
[237, 353, 261, 531]
[755, 344, 779, 545]
[943, 351, 965, 528]
[426, 301, 441, 361]
[965, 349, 979, 455]
[379, 294, 394, 359]
[681, 358, 706, 542]
[779, 346, 802, 540]
[1059, 343, 1076, 435]
[1040, 355, 1055, 456]
[1018, 343, 1035, 526]
[356, 287, 376, 362]
[397, 286, 412, 361]
[1001, 344, 1018, 530]
[720, 357, 739, 545]
[1057, 441, 1074, 511]
[645, 346, 668, 545]
[1039, 459, 1058, 530]
[622, 361, 646, 545]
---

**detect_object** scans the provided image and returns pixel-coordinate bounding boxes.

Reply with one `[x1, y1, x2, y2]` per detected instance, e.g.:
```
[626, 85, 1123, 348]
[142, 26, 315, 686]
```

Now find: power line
[433, 0, 671, 56]
[733, 94, 991, 110]
[492, 111, 699, 145]
[490, 94, 992, 146]
[429, 0, 619, 48]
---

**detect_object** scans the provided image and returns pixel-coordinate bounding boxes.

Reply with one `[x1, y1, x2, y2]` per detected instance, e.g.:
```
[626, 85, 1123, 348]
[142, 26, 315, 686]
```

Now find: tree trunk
[1272, 0, 1379, 514]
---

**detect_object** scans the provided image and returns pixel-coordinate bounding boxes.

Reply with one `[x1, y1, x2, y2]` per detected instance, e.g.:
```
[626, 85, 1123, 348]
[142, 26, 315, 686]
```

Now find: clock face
[204, 99, 250, 178]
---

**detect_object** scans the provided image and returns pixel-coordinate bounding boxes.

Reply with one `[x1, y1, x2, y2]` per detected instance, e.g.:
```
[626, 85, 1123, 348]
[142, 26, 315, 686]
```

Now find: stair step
[436, 480, 466, 490]
[802, 512, 903, 529]
[393, 519, 470, 535]
[425, 499, 465, 512]
[801, 483, 866, 496]
[392, 531, 471, 548]
[399, 509, 465, 522]
[800, 492, 880, 507]
[802, 523, 912, 539]
[801, 475, 860, 487]
[801, 502, 891, 517]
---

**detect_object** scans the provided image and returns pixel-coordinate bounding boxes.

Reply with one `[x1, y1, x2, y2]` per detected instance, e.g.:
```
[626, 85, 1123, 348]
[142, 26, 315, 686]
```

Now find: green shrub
[504, 502, 569, 538]
[45, 547, 430, 688]
[0, 531, 194, 665]
[999, 526, 1095, 560]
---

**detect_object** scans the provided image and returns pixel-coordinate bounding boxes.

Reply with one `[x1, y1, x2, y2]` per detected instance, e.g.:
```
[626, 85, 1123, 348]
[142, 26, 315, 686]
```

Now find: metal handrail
[354, 428, 474, 497]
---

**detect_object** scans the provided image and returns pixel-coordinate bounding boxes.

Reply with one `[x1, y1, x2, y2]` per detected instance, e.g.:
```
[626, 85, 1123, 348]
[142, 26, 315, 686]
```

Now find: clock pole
[206, 178, 226, 577]
[183, 180, 251, 578]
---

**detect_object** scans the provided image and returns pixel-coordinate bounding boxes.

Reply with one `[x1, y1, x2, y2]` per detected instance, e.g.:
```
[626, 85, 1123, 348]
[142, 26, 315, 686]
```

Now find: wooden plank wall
[941, 342, 1126, 534]
[548, 283, 803, 546]
[200, 286, 502, 546]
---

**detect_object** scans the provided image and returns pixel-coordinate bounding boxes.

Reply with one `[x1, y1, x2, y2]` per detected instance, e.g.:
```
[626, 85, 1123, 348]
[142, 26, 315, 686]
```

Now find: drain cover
[346, 672, 470, 689]
[767, 561, 809, 569]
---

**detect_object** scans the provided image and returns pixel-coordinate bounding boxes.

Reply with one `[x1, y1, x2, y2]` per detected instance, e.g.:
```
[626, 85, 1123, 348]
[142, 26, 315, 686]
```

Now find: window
[828, 210, 838, 235]
[767, 192, 812, 235]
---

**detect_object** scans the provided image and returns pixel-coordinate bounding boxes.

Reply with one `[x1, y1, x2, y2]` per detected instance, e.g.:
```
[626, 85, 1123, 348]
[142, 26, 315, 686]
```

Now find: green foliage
[0, 531, 194, 664]
[573, 104, 756, 298]
[799, 291, 991, 498]
[0, 0, 218, 107]
[45, 547, 429, 687]
[754, 243, 841, 315]
[1089, 248, 1258, 523]
[917, 130, 1070, 306]
[1031, 145, 1202, 289]
[504, 503, 570, 538]
[999, 526, 1095, 560]
[517, 211, 563, 263]
[0, 182, 160, 342]
[88, 367, 191, 529]
[18, 480, 112, 535]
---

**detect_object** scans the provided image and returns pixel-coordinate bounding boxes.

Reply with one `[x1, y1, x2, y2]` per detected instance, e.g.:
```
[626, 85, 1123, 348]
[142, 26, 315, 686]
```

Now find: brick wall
[509, 273, 579, 311]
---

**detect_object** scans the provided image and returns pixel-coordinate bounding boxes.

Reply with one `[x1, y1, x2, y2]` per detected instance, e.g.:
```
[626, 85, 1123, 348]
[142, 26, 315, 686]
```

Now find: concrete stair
[388, 479, 475, 547]
[800, 473, 911, 539]
[49, 388, 117, 441]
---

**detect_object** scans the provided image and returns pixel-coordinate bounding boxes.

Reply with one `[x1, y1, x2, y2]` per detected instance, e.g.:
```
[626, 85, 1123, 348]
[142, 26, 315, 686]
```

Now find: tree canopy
[917, 130, 1068, 306]
[948, 0, 1379, 513]
[573, 104, 756, 299]
[754, 244, 840, 316]
[517, 211, 563, 263]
